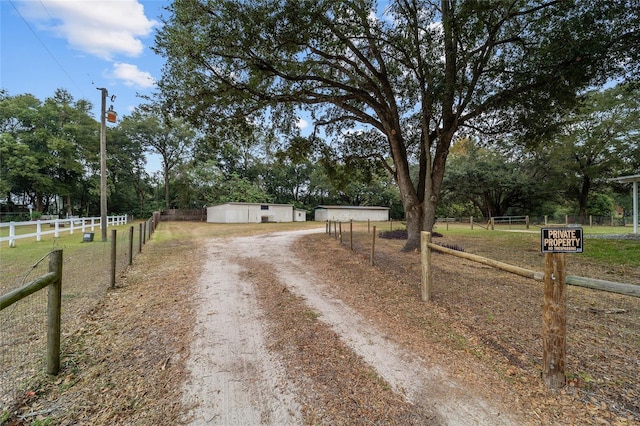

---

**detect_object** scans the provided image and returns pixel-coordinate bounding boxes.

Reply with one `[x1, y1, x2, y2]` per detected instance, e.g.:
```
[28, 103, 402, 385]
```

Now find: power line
[8, 0, 87, 99]
[37, 0, 53, 20]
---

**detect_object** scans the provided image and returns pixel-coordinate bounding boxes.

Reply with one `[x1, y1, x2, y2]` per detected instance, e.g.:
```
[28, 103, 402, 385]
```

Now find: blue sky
[1, 0, 314, 173]
[1, 0, 170, 120]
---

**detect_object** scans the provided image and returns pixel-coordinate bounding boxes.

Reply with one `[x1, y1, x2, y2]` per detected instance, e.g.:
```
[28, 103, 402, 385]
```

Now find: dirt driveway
[182, 229, 521, 425]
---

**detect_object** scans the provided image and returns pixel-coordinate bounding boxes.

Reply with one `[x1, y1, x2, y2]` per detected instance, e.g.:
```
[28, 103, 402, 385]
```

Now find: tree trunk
[35, 191, 43, 213]
[164, 171, 170, 212]
[399, 134, 452, 251]
[577, 176, 590, 225]
[403, 200, 425, 252]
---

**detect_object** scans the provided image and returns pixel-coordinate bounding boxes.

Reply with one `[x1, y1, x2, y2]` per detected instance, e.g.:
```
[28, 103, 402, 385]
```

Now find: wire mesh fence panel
[60, 240, 111, 313]
[0, 220, 150, 413]
[566, 286, 640, 416]
[114, 226, 140, 276]
[0, 257, 49, 410]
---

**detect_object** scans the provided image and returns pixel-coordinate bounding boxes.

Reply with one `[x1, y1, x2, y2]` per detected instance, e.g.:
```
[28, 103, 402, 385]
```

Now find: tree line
[1, 82, 637, 224]
[0, 89, 402, 220]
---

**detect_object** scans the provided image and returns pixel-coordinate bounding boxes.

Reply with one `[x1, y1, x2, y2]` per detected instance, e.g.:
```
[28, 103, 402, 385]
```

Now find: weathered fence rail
[489, 215, 530, 230]
[420, 232, 640, 299]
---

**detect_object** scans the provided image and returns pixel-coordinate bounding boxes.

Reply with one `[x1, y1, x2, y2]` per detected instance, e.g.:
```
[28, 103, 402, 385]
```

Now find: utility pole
[98, 88, 108, 242]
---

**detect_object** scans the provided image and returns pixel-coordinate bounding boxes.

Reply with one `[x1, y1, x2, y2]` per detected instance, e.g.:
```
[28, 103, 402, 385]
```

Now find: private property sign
[541, 228, 583, 253]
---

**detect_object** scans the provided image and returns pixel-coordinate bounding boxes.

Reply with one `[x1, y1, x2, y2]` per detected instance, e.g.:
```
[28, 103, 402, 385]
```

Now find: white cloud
[296, 117, 309, 130]
[109, 62, 155, 88]
[19, 0, 157, 60]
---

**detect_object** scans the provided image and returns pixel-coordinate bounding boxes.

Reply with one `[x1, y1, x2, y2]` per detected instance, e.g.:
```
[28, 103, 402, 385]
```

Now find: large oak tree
[154, 0, 636, 249]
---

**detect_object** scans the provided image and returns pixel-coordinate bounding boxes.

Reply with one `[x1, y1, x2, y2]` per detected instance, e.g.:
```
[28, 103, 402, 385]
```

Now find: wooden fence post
[143, 220, 147, 244]
[470, 216, 474, 230]
[421, 232, 432, 302]
[110, 229, 117, 289]
[526, 215, 530, 229]
[542, 252, 567, 389]
[334, 221, 337, 240]
[47, 249, 63, 375]
[339, 222, 343, 243]
[128, 226, 134, 266]
[139, 223, 143, 253]
[350, 220, 353, 250]
[370, 226, 376, 266]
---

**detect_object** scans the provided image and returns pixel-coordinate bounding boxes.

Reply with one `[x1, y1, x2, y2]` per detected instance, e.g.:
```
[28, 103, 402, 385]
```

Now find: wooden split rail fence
[324, 221, 638, 390]
[0, 250, 63, 375]
[420, 231, 638, 389]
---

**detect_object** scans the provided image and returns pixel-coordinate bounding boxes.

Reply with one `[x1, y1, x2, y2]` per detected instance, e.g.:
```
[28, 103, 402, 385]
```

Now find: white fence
[0, 215, 128, 247]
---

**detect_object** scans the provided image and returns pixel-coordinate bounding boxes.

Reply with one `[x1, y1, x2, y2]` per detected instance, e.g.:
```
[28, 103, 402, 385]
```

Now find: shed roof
[315, 205, 390, 210]
[209, 202, 293, 208]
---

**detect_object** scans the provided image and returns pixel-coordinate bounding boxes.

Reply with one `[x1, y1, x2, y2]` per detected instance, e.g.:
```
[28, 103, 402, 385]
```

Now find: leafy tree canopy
[548, 82, 640, 220]
[152, 0, 637, 248]
[443, 138, 547, 217]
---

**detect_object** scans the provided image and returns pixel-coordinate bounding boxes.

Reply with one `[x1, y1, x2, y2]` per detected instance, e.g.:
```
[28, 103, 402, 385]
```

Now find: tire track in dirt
[181, 242, 301, 425]
[184, 228, 521, 425]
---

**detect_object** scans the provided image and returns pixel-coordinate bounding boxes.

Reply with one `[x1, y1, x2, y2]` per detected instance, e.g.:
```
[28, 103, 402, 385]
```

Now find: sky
[1, 0, 170, 122]
[0, 0, 313, 173]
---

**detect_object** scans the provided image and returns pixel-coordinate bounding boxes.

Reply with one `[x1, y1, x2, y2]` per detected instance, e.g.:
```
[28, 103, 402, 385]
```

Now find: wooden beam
[427, 242, 639, 297]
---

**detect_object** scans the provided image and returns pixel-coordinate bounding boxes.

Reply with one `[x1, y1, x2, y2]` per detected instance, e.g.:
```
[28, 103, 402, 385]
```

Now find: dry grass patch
[2, 237, 200, 425]
[301, 229, 639, 424]
[243, 258, 438, 425]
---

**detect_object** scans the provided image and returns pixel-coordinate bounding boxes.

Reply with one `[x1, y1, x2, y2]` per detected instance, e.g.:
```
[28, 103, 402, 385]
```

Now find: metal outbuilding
[207, 202, 305, 223]
[314, 205, 390, 222]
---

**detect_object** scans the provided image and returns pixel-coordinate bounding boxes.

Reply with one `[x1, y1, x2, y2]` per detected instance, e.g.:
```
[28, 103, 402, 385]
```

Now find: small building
[314, 205, 390, 222]
[207, 202, 305, 223]
[294, 208, 307, 222]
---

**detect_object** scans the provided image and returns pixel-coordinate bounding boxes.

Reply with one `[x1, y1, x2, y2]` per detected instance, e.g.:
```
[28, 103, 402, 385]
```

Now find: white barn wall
[207, 202, 295, 223]
[314, 206, 390, 222]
